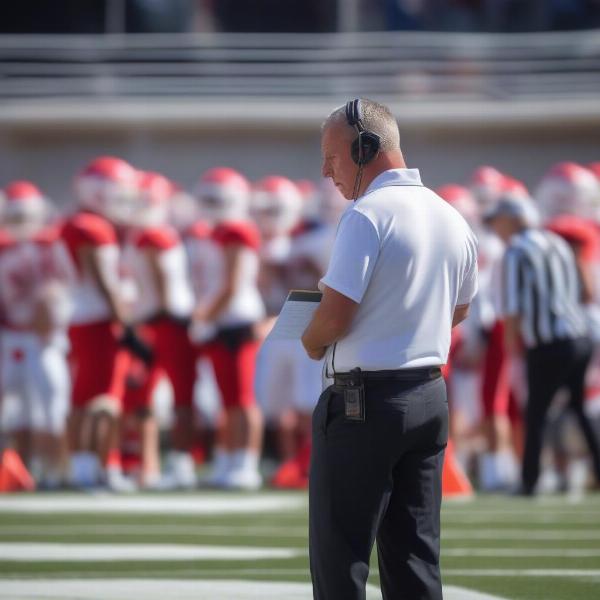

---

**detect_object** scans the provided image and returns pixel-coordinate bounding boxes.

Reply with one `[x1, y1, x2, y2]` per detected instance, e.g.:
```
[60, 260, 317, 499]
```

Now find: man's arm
[85, 245, 128, 324]
[452, 303, 470, 328]
[503, 314, 522, 355]
[194, 244, 242, 323]
[301, 285, 359, 360]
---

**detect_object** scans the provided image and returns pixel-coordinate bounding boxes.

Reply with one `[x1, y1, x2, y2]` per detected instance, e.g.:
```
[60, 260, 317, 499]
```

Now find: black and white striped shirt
[503, 228, 588, 348]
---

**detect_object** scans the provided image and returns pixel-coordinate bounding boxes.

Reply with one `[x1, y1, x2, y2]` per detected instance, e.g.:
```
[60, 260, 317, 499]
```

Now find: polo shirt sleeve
[457, 231, 479, 305]
[319, 209, 380, 303]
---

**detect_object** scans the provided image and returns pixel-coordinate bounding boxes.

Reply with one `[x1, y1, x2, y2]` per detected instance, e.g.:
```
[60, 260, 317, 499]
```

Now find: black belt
[333, 367, 442, 387]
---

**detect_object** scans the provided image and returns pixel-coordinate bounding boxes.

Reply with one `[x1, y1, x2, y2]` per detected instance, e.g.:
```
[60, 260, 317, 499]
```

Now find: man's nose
[321, 160, 331, 178]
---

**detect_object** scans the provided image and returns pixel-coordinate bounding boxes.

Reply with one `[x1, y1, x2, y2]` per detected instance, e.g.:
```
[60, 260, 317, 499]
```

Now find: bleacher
[1, 30, 599, 128]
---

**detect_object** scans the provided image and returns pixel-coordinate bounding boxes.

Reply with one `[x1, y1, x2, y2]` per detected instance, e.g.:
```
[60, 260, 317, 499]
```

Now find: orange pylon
[442, 439, 473, 498]
[0, 449, 35, 493]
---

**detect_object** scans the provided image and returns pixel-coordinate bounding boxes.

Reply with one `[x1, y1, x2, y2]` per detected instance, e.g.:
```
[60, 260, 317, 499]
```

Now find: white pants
[448, 368, 482, 429]
[255, 339, 323, 421]
[0, 330, 70, 435]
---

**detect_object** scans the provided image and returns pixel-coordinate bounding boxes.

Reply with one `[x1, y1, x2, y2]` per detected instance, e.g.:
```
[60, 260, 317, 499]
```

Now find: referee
[302, 99, 478, 600]
[485, 195, 600, 495]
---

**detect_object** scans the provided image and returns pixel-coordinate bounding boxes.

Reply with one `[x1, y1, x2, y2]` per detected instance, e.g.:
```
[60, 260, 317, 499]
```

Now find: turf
[0, 491, 599, 599]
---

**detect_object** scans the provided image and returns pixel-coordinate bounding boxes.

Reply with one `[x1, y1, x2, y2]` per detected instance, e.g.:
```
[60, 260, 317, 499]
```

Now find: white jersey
[60, 211, 121, 325]
[288, 222, 337, 290]
[0, 228, 72, 335]
[476, 228, 506, 328]
[207, 221, 265, 328]
[185, 221, 222, 307]
[122, 226, 194, 322]
[258, 234, 294, 316]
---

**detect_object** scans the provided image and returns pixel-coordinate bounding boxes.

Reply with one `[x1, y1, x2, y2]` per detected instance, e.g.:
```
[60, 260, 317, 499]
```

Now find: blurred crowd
[0, 156, 600, 495]
[3, 0, 599, 34]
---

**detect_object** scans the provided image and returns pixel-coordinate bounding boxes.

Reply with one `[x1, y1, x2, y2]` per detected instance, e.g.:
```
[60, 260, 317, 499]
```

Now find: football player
[0, 181, 72, 488]
[62, 156, 140, 491]
[192, 167, 265, 490]
[268, 178, 346, 489]
[121, 170, 197, 489]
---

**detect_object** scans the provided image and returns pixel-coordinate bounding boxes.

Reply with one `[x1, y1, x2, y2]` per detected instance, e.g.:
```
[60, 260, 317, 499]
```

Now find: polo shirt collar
[364, 168, 423, 195]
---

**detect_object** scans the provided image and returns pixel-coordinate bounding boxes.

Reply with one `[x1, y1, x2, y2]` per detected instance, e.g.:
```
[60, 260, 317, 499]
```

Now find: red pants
[69, 321, 130, 408]
[204, 335, 259, 409]
[482, 320, 520, 422]
[123, 318, 196, 413]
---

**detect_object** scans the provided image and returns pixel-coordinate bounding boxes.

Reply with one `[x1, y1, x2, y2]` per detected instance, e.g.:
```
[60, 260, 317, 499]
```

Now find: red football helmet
[1, 180, 49, 239]
[194, 167, 250, 224]
[251, 175, 302, 238]
[534, 162, 600, 221]
[74, 156, 140, 224]
[436, 184, 479, 225]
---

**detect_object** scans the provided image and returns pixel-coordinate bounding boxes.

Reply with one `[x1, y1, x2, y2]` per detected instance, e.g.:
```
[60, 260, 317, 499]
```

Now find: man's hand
[301, 285, 358, 361]
[304, 344, 327, 361]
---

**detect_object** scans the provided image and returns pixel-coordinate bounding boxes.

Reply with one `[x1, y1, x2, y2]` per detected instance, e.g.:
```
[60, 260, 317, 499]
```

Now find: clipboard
[265, 290, 322, 341]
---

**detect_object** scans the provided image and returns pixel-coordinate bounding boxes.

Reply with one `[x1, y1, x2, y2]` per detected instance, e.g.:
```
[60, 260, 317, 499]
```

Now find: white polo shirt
[320, 168, 478, 374]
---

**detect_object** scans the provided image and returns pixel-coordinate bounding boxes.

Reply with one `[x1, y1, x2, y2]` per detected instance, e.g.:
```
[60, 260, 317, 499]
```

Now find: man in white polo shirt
[302, 98, 478, 600]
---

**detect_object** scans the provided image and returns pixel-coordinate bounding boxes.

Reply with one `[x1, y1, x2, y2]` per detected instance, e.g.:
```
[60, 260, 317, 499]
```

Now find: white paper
[266, 291, 322, 341]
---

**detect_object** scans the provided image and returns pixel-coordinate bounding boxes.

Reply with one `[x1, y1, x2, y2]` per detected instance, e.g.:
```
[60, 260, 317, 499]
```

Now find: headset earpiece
[351, 132, 381, 166]
[345, 99, 381, 166]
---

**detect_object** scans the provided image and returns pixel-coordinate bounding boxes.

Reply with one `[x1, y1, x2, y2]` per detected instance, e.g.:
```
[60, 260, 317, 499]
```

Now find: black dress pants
[523, 336, 600, 493]
[309, 376, 448, 600]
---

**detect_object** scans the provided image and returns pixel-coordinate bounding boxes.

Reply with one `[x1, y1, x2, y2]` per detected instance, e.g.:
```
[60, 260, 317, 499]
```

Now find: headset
[345, 98, 381, 167]
[345, 98, 381, 201]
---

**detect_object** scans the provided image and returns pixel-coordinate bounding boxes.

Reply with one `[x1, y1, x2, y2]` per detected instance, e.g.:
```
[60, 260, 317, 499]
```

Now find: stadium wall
[0, 116, 598, 201]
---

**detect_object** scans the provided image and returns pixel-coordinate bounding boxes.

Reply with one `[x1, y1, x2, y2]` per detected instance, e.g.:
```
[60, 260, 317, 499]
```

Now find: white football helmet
[317, 178, 348, 226]
[587, 162, 600, 220]
[251, 175, 302, 238]
[74, 156, 140, 225]
[535, 162, 600, 222]
[0, 180, 49, 239]
[468, 166, 508, 211]
[135, 170, 173, 227]
[295, 179, 320, 223]
[436, 184, 480, 226]
[194, 167, 250, 224]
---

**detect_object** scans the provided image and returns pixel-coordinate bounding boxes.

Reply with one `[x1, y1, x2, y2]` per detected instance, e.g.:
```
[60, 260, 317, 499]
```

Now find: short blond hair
[322, 98, 400, 152]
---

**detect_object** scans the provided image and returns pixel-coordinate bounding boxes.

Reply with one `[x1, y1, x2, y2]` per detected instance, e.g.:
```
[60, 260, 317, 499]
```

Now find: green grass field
[0, 491, 599, 599]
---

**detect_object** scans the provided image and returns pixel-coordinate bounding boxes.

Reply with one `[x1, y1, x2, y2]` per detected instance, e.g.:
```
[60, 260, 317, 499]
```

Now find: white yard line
[0, 543, 303, 562]
[0, 579, 508, 600]
[445, 548, 600, 557]
[443, 529, 600, 540]
[444, 509, 600, 517]
[0, 494, 305, 515]
[443, 514, 598, 524]
[445, 569, 600, 578]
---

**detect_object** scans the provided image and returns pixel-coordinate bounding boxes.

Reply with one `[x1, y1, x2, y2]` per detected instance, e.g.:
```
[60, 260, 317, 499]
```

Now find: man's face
[321, 123, 357, 201]
[489, 214, 516, 242]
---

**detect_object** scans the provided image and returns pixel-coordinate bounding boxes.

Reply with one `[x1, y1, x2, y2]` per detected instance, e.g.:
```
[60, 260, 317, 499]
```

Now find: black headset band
[345, 98, 363, 131]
